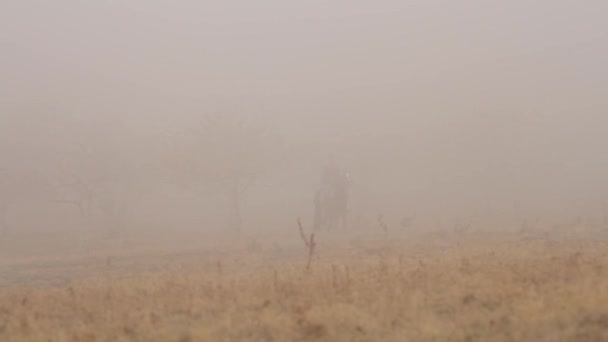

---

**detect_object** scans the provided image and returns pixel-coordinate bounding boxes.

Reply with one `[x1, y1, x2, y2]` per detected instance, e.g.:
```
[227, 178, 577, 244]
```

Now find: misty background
[1, 1, 607, 256]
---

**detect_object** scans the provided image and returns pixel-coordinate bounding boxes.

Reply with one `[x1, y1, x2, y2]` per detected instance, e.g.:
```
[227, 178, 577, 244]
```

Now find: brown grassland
[1, 227, 608, 341]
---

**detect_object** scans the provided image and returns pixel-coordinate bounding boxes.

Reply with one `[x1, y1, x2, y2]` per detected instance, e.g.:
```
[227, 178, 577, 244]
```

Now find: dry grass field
[1, 228, 608, 341]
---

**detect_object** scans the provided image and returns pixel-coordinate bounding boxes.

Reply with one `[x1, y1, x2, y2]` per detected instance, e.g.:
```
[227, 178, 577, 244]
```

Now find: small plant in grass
[298, 217, 316, 272]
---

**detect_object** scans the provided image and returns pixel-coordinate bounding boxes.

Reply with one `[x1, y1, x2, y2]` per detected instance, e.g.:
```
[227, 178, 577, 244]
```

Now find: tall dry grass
[1, 232, 608, 341]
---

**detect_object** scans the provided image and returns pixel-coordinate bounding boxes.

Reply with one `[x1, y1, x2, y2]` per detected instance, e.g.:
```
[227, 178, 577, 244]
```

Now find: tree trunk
[74, 198, 92, 253]
[99, 195, 126, 239]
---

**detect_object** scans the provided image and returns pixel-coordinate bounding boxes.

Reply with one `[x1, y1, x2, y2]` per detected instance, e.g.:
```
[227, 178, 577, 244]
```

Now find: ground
[1, 227, 608, 341]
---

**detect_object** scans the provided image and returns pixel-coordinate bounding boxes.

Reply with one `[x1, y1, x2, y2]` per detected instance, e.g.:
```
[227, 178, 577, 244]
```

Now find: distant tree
[184, 112, 284, 233]
[0, 165, 44, 238]
[0, 169, 11, 236]
[51, 125, 135, 245]
[0, 111, 56, 239]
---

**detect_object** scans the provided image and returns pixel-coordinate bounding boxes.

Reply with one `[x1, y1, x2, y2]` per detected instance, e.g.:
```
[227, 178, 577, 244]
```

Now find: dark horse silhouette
[313, 172, 350, 231]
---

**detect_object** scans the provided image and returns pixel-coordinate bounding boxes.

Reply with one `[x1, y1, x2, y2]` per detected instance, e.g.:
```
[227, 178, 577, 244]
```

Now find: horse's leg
[313, 210, 321, 232]
[314, 206, 328, 232]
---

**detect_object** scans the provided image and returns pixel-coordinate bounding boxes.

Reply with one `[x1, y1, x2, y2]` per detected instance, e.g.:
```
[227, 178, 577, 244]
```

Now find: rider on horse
[314, 156, 351, 230]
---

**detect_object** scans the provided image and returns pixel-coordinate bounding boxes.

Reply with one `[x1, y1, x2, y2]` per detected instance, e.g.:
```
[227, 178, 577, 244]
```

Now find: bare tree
[0, 112, 56, 241]
[0, 168, 21, 237]
[184, 112, 284, 233]
[0, 169, 10, 236]
[0, 165, 44, 239]
[51, 124, 135, 246]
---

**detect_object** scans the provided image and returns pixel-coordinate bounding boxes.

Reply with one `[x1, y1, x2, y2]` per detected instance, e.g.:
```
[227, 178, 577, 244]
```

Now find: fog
[1, 1, 607, 256]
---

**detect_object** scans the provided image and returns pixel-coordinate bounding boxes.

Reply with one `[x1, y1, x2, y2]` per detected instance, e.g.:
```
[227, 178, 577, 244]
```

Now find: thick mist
[1, 1, 607, 256]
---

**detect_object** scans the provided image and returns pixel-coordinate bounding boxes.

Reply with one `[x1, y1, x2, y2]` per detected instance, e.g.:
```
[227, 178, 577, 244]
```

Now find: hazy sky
[2, 0, 608, 225]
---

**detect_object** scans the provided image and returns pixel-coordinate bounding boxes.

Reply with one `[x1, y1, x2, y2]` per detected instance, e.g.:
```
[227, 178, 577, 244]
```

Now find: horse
[313, 172, 351, 231]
